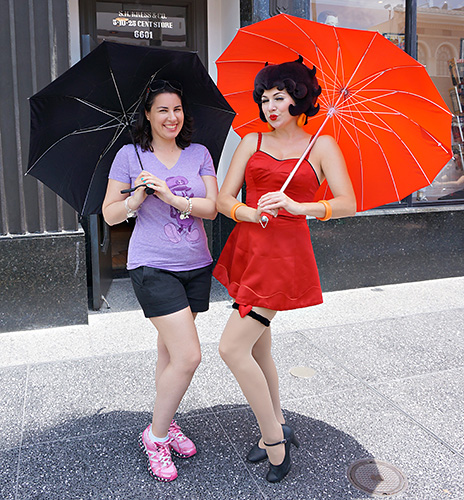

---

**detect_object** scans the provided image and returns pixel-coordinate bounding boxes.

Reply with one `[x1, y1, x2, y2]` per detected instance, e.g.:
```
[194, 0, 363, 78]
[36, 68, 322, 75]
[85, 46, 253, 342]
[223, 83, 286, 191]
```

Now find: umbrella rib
[337, 92, 441, 202]
[107, 65, 146, 171]
[25, 121, 129, 174]
[332, 85, 426, 207]
[336, 107, 387, 208]
[81, 121, 128, 214]
[348, 64, 430, 95]
[237, 21, 341, 91]
[355, 102, 440, 184]
[351, 88, 450, 115]
[333, 111, 370, 208]
[340, 91, 450, 146]
[338, 66, 451, 121]
[234, 116, 262, 133]
[341, 33, 378, 91]
[282, 16, 341, 89]
[71, 97, 126, 123]
[191, 103, 237, 114]
[98, 122, 127, 160]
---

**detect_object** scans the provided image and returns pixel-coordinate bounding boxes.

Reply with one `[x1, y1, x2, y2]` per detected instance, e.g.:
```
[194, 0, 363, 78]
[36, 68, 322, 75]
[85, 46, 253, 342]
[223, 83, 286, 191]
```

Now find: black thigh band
[232, 302, 271, 327]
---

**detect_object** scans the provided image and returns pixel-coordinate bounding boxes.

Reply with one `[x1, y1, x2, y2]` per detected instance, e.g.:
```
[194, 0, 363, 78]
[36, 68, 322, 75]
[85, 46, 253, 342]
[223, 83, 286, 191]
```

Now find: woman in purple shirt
[103, 80, 218, 482]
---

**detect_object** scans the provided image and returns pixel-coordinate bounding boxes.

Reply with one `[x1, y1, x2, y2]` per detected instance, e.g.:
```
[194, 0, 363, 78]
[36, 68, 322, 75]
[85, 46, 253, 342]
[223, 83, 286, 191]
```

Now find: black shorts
[129, 264, 213, 318]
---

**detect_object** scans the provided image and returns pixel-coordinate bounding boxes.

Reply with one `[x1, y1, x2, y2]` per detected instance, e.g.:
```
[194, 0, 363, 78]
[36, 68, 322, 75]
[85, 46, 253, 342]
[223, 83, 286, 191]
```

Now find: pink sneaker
[168, 420, 197, 458]
[139, 426, 178, 482]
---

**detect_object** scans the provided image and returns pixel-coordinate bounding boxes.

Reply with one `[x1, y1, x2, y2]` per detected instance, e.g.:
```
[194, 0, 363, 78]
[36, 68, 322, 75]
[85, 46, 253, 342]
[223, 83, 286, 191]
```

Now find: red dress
[213, 134, 323, 311]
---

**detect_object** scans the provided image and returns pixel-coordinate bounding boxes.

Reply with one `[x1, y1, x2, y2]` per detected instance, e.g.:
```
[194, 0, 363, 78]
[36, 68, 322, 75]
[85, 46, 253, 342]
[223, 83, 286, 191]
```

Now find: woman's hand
[258, 191, 299, 216]
[136, 170, 174, 205]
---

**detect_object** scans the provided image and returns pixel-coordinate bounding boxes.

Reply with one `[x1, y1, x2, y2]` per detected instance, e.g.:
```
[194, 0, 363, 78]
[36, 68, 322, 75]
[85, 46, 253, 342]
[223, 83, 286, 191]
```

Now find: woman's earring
[267, 122, 275, 131]
[297, 114, 307, 128]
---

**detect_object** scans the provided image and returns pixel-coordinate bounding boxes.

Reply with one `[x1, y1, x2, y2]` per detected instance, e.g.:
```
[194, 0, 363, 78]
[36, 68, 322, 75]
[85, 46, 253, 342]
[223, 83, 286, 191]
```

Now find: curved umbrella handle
[259, 213, 270, 228]
[120, 184, 155, 195]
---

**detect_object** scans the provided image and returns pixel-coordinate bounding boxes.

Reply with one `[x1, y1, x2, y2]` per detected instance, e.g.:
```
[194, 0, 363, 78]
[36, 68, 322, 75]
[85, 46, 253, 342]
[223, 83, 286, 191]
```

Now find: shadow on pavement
[5, 406, 375, 500]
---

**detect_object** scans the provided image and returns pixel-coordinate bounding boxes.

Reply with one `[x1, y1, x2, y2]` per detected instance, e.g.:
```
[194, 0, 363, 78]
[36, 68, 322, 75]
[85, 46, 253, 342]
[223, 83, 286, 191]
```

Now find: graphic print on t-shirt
[164, 176, 200, 244]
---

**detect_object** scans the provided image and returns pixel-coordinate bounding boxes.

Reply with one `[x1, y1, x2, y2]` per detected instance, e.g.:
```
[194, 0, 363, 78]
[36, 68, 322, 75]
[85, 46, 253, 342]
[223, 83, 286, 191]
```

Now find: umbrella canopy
[27, 41, 235, 215]
[216, 14, 453, 211]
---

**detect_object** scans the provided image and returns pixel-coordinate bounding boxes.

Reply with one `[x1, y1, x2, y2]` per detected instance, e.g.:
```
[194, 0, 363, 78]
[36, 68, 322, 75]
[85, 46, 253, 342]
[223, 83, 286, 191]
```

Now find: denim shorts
[129, 264, 213, 318]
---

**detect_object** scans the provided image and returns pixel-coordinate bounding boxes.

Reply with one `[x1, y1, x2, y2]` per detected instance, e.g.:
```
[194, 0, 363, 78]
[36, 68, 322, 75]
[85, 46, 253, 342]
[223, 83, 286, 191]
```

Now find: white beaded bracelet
[124, 197, 137, 218]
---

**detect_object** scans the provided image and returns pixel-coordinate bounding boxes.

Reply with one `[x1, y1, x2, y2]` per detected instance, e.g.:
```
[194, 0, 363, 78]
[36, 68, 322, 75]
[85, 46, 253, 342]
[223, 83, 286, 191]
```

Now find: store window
[413, 0, 464, 204]
[311, 0, 405, 33]
[312, 0, 464, 205]
[96, 2, 187, 47]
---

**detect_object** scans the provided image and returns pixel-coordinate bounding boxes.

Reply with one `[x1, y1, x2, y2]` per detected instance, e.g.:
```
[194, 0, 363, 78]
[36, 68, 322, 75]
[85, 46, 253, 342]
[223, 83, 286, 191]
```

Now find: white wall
[207, 0, 241, 187]
[68, 0, 81, 65]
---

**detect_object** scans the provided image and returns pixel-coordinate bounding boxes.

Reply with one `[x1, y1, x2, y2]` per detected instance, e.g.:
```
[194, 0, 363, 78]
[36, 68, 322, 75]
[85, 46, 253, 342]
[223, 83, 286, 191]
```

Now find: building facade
[1, 0, 463, 333]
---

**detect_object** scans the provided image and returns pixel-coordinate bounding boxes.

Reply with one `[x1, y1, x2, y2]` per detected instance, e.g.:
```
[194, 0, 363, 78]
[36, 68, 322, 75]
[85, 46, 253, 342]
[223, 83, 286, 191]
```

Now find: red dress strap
[256, 132, 262, 151]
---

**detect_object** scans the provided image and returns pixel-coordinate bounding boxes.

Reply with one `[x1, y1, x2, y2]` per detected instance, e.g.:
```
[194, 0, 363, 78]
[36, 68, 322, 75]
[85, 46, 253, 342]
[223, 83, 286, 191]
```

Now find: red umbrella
[216, 14, 453, 211]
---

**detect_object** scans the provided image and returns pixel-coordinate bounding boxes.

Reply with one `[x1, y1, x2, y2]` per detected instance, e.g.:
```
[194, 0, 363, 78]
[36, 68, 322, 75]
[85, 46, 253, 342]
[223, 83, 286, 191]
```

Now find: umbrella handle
[259, 213, 270, 229]
[120, 184, 155, 195]
[258, 114, 332, 228]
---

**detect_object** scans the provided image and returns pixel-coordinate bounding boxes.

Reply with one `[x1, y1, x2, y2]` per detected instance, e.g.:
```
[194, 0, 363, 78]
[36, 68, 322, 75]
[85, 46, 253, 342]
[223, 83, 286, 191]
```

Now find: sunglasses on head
[146, 79, 183, 96]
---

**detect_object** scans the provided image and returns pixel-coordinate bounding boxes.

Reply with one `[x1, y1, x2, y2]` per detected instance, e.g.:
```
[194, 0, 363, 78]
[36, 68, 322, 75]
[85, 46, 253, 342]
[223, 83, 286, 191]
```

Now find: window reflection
[313, 0, 405, 31]
[313, 0, 464, 205]
[414, 0, 464, 203]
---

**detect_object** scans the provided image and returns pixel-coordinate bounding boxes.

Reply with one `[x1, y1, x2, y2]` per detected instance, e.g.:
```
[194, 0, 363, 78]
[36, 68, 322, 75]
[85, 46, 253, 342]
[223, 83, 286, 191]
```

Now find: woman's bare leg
[219, 307, 285, 465]
[155, 312, 198, 388]
[150, 307, 201, 438]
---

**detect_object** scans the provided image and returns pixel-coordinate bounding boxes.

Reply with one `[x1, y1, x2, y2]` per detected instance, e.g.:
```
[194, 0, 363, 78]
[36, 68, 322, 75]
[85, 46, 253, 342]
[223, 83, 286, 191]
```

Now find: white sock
[148, 425, 169, 443]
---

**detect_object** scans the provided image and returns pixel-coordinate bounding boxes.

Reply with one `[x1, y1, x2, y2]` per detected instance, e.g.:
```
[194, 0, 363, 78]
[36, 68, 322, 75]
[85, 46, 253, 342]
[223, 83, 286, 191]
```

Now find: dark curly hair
[253, 56, 322, 125]
[133, 81, 194, 151]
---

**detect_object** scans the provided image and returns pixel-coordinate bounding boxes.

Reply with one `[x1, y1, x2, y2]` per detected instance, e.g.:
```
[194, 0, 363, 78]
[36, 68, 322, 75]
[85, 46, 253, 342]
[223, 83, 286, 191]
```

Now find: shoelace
[169, 422, 187, 442]
[147, 440, 173, 466]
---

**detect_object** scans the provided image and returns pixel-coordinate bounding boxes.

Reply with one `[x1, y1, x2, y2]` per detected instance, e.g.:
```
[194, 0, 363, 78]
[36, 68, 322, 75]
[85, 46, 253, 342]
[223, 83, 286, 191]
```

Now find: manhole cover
[347, 459, 408, 496]
[289, 366, 316, 378]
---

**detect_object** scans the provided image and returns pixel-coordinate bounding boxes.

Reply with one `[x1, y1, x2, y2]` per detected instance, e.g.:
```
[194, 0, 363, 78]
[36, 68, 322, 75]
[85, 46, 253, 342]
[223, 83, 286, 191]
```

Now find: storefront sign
[97, 4, 186, 46]
[113, 11, 173, 38]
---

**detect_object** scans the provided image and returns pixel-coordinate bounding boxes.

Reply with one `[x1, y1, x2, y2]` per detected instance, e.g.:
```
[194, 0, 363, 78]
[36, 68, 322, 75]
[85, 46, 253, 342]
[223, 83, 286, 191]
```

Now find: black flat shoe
[265, 425, 300, 483]
[246, 440, 267, 462]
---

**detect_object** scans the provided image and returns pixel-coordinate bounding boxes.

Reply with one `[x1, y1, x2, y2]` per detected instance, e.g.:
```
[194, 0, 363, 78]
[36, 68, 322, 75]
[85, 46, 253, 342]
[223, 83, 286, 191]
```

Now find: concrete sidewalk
[1, 277, 463, 499]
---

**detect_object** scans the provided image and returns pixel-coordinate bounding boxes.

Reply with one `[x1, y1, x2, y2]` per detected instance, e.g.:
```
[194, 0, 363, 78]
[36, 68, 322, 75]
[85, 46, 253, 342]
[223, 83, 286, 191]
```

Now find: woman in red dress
[213, 57, 356, 482]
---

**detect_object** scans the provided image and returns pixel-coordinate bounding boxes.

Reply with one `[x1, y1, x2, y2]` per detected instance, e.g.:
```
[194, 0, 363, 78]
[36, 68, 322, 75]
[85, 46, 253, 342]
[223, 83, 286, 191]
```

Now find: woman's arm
[103, 170, 218, 225]
[258, 135, 357, 219]
[189, 175, 218, 220]
[136, 170, 218, 221]
[217, 133, 264, 223]
[102, 179, 135, 226]
[102, 170, 150, 226]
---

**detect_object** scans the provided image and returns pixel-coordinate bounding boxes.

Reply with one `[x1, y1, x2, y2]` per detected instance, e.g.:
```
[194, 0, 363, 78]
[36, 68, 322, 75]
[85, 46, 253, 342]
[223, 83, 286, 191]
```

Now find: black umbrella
[26, 41, 235, 215]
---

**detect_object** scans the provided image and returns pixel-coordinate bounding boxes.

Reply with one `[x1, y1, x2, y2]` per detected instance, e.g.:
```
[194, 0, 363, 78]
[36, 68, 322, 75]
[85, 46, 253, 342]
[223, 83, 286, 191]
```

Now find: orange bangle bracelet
[316, 200, 332, 221]
[231, 202, 246, 222]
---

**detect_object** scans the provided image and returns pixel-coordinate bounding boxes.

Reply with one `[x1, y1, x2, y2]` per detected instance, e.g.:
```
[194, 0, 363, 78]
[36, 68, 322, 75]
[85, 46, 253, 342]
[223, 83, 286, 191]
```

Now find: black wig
[253, 56, 322, 124]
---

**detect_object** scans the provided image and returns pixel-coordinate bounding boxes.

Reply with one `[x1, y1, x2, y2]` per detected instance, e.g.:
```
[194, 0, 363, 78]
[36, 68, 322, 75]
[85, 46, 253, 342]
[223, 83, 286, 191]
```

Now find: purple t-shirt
[109, 143, 216, 271]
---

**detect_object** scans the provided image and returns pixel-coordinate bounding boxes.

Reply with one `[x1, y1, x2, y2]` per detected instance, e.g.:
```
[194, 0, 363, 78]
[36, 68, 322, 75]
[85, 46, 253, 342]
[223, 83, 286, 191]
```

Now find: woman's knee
[172, 348, 201, 375]
[218, 339, 229, 363]
[188, 349, 202, 373]
[219, 339, 245, 367]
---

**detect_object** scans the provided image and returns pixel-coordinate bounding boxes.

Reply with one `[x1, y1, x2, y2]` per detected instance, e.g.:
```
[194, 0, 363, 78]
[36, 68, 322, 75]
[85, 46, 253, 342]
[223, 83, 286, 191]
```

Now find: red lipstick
[269, 114, 277, 121]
